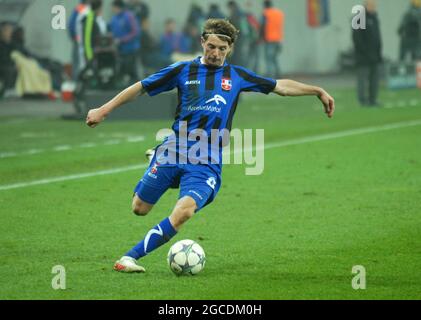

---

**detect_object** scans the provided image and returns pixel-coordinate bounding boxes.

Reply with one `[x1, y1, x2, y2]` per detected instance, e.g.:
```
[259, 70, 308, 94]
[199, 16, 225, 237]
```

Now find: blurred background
[0, 0, 420, 117]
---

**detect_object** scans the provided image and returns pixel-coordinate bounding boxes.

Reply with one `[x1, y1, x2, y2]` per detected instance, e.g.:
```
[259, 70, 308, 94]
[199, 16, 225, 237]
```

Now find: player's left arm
[273, 79, 335, 118]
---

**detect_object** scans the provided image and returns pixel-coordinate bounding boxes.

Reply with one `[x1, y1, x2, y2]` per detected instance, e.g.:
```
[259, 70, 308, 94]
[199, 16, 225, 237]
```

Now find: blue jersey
[141, 56, 276, 175]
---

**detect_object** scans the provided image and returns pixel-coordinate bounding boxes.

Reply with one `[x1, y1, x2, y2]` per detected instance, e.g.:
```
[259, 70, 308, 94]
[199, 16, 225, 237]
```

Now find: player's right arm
[86, 82, 145, 128]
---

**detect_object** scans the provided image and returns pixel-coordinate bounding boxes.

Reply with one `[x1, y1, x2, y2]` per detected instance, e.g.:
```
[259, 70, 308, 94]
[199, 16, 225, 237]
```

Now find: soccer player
[86, 19, 335, 273]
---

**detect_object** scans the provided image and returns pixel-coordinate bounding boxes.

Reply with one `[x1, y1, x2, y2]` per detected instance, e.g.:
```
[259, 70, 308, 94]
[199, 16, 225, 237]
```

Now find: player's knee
[132, 198, 152, 216]
[171, 210, 193, 229]
[170, 199, 197, 228]
[132, 205, 150, 216]
[178, 206, 195, 221]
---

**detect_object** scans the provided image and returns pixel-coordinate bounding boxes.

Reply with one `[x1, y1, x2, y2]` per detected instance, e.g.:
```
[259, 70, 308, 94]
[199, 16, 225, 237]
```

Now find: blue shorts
[133, 161, 221, 212]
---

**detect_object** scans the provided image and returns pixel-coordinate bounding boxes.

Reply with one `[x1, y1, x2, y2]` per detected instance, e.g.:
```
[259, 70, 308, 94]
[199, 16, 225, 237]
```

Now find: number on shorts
[206, 177, 216, 189]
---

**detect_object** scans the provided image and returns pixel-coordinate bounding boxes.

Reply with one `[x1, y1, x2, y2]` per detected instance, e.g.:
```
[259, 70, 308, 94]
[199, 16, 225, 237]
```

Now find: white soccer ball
[167, 239, 206, 276]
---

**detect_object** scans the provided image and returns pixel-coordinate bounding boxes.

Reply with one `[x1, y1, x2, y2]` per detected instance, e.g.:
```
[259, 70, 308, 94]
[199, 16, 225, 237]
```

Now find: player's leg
[357, 66, 368, 106]
[273, 42, 282, 78]
[132, 165, 220, 236]
[264, 42, 271, 77]
[114, 164, 180, 273]
[131, 194, 153, 216]
[120, 184, 212, 266]
[368, 64, 380, 106]
[122, 196, 197, 263]
[114, 166, 220, 273]
[114, 207, 178, 273]
[169, 196, 198, 230]
[173, 164, 221, 228]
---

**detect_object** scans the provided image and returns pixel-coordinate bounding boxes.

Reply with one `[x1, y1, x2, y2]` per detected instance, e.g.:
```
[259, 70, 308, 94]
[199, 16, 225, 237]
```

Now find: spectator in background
[0, 22, 17, 95]
[167, 23, 202, 62]
[0, 23, 55, 98]
[186, 3, 205, 32]
[227, 1, 247, 66]
[139, 19, 172, 75]
[68, 0, 89, 81]
[1, 23, 61, 98]
[244, 0, 261, 72]
[160, 19, 182, 59]
[398, 0, 421, 62]
[109, 0, 141, 85]
[126, 0, 150, 25]
[77, 0, 106, 75]
[180, 23, 202, 55]
[208, 3, 225, 19]
[352, 0, 382, 107]
[10, 26, 31, 57]
[12, 26, 63, 92]
[262, 0, 284, 78]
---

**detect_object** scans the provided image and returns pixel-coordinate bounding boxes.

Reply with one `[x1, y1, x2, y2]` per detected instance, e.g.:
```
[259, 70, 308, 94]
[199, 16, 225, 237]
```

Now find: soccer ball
[167, 239, 206, 276]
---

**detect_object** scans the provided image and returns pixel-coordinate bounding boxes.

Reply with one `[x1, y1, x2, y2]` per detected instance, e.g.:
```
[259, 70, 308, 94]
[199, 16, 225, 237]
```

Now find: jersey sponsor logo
[185, 80, 201, 85]
[205, 94, 227, 106]
[186, 105, 221, 113]
[221, 78, 232, 91]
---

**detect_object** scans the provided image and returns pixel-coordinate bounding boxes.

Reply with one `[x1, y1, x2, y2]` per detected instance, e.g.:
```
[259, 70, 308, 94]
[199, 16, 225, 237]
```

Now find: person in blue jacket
[109, 0, 141, 84]
[68, 0, 89, 80]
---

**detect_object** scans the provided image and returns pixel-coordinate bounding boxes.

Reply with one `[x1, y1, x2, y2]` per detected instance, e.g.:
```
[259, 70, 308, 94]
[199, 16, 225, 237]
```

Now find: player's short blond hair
[202, 19, 239, 45]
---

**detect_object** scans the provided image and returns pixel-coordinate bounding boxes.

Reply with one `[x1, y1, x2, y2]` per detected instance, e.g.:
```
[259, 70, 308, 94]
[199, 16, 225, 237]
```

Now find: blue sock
[125, 217, 177, 260]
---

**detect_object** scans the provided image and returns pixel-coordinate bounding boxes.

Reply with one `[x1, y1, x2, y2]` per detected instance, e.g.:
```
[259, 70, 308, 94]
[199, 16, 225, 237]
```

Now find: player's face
[201, 35, 232, 67]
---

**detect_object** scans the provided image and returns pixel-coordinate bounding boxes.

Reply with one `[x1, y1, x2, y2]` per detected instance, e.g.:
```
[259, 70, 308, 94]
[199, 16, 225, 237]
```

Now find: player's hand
[318, 90, 335, 118]
[86, 108, 107, 128]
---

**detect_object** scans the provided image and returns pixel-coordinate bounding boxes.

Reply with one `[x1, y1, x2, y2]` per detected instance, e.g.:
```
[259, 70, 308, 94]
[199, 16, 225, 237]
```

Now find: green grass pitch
[0, 88, 420, 299]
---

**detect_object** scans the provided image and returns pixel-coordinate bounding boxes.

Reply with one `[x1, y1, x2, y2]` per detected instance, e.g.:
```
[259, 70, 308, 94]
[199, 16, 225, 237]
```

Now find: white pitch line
[53, 145, 72, 152]
[103, 139, 121, 145]
[25, 149, 43, 155]
[0, 152, 18, 158]
[0, 136, 146, 159]
[385, 99, 420, 109]
[0, 164, 147, 191]
[256, 119, 421, 152]
[410, 99, 419, 107]
[80, 142, 97, 148]
[127, 136, 146, 143]
[1, 119, 421, 191]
